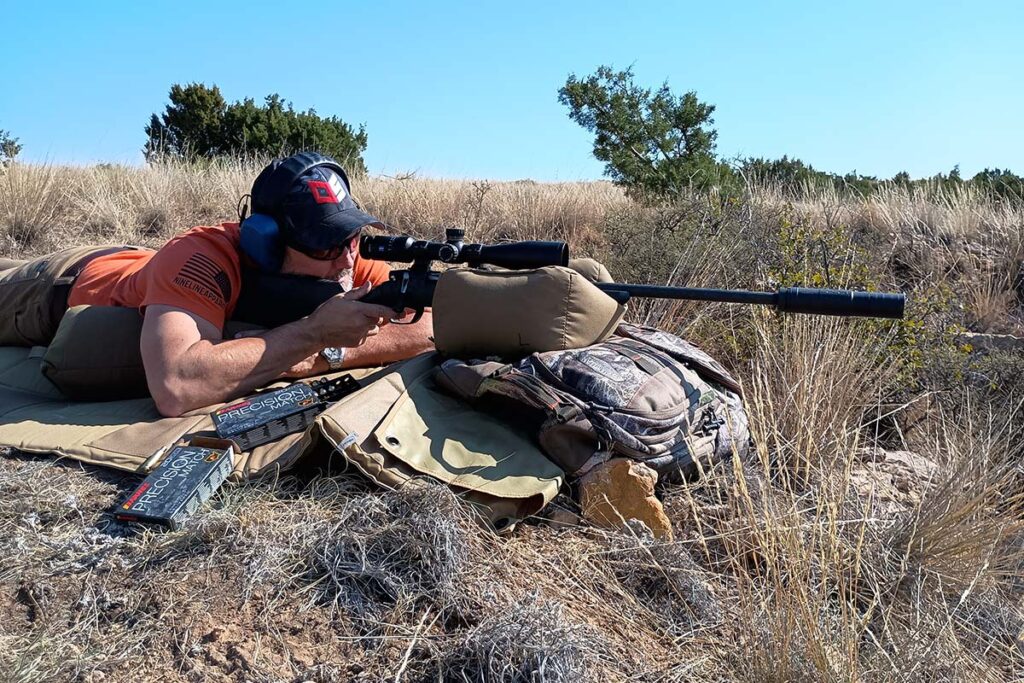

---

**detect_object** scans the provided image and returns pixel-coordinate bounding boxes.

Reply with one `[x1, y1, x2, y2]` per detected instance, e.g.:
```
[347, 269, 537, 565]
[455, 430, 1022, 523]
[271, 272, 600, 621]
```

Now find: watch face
[322, 347, 345, 368]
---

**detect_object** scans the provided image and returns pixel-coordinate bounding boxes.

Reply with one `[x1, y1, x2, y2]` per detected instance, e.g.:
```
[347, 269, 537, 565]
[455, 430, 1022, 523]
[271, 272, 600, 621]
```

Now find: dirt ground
[0, 448, 694, 682]
[5, 431, 1020, 682]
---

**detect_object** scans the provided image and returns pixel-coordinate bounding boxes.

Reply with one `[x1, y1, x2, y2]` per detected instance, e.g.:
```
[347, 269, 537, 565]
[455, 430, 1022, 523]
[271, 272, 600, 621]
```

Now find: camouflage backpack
[435, 323, 750, 480]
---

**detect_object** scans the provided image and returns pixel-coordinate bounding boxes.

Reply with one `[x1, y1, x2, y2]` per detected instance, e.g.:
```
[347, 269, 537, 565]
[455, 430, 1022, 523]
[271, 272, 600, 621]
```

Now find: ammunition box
[115, 439, 234, 530]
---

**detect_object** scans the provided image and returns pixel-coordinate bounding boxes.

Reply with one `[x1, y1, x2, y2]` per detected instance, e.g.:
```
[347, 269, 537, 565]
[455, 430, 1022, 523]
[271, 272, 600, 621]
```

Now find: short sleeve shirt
[68, 222, 391, 330]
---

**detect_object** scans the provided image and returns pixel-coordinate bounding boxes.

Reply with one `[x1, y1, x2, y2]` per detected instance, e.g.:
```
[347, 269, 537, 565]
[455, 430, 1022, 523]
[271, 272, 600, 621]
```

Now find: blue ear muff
[240, 213, 285, 272]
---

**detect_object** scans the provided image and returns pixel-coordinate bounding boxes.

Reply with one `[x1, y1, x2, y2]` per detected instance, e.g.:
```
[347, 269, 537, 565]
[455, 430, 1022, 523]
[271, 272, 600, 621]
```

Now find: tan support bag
[432, 265, 625, 359]
[41, 305, 149, 400]
[41, 305, 266, 401]
[315, 353, 564, 532]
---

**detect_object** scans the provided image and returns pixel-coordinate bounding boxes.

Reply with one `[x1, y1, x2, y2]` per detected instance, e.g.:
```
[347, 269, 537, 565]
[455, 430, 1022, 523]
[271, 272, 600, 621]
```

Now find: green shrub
[144, 83, 367, 172]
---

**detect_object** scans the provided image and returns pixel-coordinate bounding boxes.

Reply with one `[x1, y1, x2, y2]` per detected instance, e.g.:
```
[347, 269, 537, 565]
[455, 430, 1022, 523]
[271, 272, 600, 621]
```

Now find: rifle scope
[360, 228, 568, 270]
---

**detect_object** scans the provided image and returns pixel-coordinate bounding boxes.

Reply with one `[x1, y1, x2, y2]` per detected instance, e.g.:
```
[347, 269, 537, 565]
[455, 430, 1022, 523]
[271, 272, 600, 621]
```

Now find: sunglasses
[292, 232, 361, 261]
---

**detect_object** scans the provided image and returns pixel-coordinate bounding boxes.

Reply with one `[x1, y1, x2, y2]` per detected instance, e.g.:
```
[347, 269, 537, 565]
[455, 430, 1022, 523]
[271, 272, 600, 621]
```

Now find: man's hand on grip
[309, 282, 395, 349]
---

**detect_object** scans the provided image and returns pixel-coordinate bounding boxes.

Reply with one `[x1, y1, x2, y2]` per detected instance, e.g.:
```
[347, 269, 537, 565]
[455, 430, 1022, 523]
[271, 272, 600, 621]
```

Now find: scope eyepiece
[360, 235, 417, 262]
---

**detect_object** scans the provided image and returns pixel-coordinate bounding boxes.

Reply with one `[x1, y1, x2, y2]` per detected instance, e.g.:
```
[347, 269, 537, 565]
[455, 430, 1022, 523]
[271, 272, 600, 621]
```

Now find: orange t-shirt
[68, 222, 391, 330]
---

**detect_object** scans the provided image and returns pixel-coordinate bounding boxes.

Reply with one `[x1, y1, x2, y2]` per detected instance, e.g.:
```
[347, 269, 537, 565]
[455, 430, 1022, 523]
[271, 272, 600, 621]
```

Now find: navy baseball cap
[278, 165, 383, 252]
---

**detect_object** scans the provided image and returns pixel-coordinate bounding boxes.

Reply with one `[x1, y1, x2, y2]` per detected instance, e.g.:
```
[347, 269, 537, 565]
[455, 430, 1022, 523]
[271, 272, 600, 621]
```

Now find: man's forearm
[144, 292, 396, 416]
[146, 315, 325, 415]
[287, 312, 434, 377]
[341, 311, 434, 369]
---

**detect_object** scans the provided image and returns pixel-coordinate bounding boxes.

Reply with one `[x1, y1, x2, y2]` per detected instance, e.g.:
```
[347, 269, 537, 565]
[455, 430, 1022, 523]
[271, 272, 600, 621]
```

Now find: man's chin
[334, 268, 354, 290]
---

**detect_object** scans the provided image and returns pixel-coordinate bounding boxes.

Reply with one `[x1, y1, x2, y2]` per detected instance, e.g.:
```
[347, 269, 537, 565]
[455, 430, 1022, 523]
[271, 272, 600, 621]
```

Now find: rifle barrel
[596, 284, 906, 319]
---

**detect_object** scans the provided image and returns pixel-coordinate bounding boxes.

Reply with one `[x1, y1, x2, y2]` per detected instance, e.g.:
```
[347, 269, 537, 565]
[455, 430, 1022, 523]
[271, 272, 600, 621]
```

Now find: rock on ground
[578, 459, 673, 540]
[852, 448, 939, 513]
[957, 332, 1024, 354]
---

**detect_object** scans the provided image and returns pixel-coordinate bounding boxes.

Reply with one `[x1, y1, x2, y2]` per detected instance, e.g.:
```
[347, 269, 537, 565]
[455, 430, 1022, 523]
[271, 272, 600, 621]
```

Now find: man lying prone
[0, 152, 433, 416]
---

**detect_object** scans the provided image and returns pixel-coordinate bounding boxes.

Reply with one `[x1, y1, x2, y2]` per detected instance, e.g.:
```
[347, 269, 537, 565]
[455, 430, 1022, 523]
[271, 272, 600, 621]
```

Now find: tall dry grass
[0, 159, 627, 257]
[1, 159, 1023, 680]
[2, 160, 1020, 338]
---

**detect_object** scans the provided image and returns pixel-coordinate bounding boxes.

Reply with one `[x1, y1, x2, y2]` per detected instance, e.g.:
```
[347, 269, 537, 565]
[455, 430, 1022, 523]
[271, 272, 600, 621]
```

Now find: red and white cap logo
[306, 169, 348, 205]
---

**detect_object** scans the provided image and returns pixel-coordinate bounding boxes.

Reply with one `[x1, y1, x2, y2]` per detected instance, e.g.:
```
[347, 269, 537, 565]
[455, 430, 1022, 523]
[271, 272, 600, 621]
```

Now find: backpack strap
[435, 359, 506, 399]
[616, 324, 743, 395]
[435, 359, 581, 423]
[490, 369, 582, 423]
[602, 338, 675, 376]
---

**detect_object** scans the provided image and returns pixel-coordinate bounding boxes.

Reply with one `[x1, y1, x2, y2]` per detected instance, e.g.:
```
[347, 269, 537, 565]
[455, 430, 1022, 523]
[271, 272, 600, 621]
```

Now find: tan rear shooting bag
[432, 260, 624, 359]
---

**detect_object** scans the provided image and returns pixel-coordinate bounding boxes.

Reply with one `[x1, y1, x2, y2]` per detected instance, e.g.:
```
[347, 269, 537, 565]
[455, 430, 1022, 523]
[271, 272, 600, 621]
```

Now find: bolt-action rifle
[357, 228, 905, 321]
[232, 228, 905, 328]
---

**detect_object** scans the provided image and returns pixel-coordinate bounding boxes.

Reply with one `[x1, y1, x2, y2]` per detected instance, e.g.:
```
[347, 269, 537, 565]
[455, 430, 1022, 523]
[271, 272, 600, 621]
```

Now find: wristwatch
[320, 346, 346, 371]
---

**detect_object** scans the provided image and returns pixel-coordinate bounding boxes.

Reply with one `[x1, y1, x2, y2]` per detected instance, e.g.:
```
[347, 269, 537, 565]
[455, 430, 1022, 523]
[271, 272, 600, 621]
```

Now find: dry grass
[0, 159, 625, 258]
[438, 592, 606, 682]
[1, 160, 1024, 680]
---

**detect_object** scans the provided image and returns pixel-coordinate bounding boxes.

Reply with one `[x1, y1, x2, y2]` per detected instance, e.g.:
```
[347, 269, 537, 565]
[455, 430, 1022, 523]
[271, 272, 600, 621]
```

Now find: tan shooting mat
[0, 348, 563, 527]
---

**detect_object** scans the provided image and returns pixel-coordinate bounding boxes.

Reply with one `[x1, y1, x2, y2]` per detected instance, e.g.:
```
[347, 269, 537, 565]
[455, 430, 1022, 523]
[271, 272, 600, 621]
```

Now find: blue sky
[2, 0, 1021, 180]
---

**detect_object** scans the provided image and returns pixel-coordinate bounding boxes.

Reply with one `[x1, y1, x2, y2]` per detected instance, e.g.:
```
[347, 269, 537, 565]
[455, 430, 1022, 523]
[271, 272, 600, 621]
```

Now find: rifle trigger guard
[401, 309, 424, 324]
[386, 271, 421, 324]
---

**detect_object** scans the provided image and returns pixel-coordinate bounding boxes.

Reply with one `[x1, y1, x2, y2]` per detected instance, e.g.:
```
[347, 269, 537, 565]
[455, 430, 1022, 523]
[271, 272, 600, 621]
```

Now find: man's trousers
[0, 246, 122, 347]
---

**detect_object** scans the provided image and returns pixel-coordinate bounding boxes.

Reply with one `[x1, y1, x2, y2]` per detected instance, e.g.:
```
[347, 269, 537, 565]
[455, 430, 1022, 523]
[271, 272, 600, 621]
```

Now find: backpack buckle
[554, 404, 581, 423]
[694, 412, 725, 436]
[489, 364, 514, 378]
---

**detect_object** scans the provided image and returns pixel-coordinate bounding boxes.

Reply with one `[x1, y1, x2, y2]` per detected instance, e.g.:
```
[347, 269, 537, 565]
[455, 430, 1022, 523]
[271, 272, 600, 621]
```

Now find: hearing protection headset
[238, 151, 351, 272]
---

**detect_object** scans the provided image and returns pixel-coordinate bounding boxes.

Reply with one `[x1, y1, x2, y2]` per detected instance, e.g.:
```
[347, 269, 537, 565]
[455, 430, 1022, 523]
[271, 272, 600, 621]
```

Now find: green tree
[0, 129, 22, 166]
[840, 170, 879, 196]
[144, 83, 367, 172]
[221, 94, 368, 173]
[740, 156, 830, 190]
[558, 66, 722, 198]
[972, 168, 1023, 202]
[144, 83, 228, 159]
[925, 165, 966, 193]
[739, 156, 883, 197]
